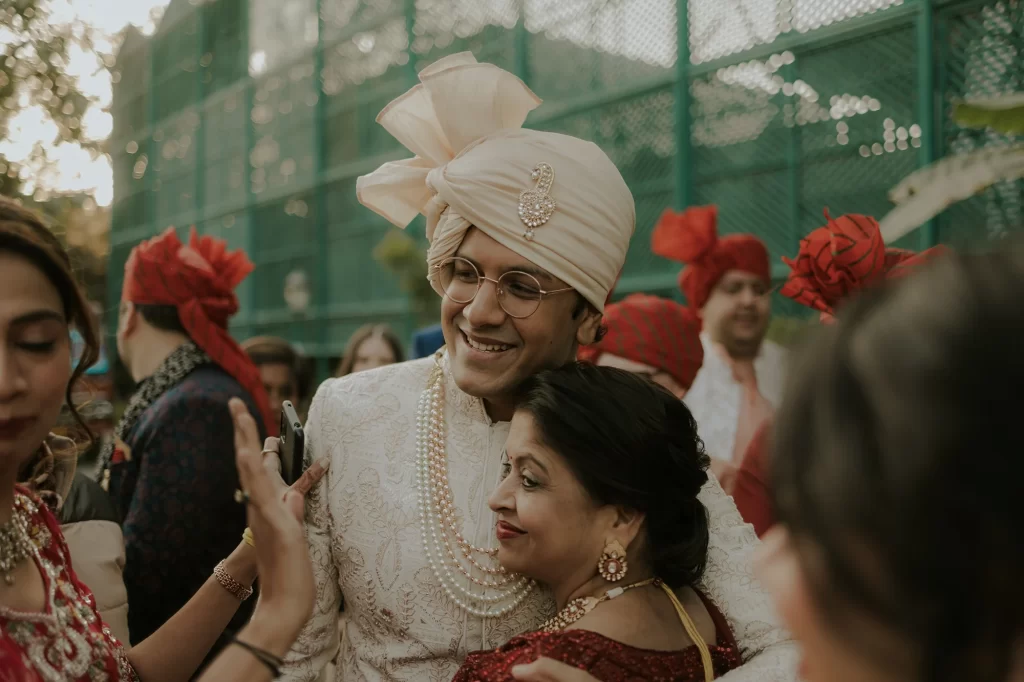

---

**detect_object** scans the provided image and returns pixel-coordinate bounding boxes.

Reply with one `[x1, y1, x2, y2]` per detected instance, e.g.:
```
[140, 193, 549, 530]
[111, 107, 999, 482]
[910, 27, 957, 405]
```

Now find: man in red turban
[732, 211, 948, 535]
[577, 294, 703, 398]
[97, 226, 269, 660]
[652, 205, 786, 487]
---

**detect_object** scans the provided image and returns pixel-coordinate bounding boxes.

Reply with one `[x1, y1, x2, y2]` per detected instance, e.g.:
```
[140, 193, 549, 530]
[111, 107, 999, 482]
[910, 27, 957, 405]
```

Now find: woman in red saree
[452, 364, 742, 682]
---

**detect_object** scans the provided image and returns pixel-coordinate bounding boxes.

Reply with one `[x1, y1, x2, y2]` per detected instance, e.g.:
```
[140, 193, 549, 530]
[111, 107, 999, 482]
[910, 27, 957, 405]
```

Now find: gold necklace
[540, 578, 658, 632]
[0, 499, 32, 585]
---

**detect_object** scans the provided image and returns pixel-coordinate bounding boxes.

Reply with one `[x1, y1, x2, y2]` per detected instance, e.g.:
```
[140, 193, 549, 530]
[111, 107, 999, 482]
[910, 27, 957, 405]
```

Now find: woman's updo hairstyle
[515, 362, 710, 587]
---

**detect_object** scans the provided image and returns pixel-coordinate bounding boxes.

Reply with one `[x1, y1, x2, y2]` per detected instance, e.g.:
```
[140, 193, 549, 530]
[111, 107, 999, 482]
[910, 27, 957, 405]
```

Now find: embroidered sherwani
[685, 334, 788, 464]
[281, 354, 797, 682]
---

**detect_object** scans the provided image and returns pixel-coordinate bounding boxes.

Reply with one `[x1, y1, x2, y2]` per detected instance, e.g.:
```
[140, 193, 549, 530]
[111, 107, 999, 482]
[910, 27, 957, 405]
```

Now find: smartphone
[279, 401, 305, 486]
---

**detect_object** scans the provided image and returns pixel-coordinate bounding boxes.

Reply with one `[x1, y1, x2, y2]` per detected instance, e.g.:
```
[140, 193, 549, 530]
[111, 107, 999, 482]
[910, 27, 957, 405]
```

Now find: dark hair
[0, 198, 99, 448]
[135, 304, 187, 334]
[335, 323, 404, 377]
[772, 242, 1024, 682]
[515, 362, 710, 587]
[242, 335, 299, 369]
[242, 335, 306, 400]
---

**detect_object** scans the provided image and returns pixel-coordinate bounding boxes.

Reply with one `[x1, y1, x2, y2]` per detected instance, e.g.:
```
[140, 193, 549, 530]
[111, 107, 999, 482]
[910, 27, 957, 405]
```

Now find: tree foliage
[0, 0, 100, 198]
[373, 228, 441, 326]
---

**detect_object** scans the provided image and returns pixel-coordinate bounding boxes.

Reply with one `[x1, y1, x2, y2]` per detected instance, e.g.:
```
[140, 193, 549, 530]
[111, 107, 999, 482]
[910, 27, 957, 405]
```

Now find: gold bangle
[242, 527, 255, 548]
[213, 560, 254, 601]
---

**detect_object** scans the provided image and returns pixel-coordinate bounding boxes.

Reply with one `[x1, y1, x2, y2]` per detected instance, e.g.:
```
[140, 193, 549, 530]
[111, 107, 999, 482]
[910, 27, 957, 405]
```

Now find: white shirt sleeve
[697, 472, 800, 681]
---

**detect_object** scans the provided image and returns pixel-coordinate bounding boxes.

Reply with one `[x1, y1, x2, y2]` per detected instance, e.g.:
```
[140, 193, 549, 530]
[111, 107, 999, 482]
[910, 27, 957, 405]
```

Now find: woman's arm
[127, 399, 324, 682]
[126, 542, 257, 681]
[192, 618, 299, 682]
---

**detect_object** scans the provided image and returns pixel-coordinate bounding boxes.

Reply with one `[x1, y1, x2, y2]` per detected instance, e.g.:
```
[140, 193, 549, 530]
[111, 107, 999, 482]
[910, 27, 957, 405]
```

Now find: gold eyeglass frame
[433, 256, 574, 319]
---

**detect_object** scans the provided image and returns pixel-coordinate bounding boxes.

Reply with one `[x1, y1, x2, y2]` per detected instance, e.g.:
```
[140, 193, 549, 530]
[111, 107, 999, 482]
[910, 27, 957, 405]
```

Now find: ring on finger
[233, 488, 251, 505]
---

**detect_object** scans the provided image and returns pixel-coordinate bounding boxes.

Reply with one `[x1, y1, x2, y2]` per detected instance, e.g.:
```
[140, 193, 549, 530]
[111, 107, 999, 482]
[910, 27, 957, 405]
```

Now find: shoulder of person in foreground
[61, 472, 132, 646]
[130, 365, 267, 454]
[277, 357, 434, 681]
[696, 472, 800, 681]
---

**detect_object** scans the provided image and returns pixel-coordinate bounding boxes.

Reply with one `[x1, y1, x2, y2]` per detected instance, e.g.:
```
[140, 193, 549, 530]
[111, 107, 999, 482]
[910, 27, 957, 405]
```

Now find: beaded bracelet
[213, 560, 253, 601]
[230, 635, 283, 678]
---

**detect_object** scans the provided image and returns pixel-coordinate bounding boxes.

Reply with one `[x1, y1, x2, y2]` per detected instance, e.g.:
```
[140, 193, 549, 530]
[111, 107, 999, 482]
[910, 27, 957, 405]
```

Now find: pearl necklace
[416, 354, 535, 618]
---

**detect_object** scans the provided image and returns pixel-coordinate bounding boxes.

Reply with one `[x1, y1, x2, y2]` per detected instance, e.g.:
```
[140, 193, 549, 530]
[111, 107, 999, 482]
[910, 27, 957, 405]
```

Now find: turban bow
[122, 227, 272, 431]
[651, 205, 770, 309]
[356, 52, 635, 311]
[578, 294, 704, 391]
[780, 210, 949, 322]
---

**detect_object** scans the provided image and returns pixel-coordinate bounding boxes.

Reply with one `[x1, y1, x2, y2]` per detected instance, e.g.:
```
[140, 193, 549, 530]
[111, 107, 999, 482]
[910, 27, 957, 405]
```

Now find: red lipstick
[496, 520, 525, 541]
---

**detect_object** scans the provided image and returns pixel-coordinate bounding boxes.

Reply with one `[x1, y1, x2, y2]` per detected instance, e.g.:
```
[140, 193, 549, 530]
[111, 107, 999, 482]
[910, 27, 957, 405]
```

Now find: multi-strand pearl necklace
[416, 356, 535, 618]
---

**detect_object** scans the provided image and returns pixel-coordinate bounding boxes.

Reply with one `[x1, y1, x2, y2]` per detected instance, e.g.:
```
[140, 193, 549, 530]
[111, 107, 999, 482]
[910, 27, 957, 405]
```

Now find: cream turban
[356, 52, 635, 312]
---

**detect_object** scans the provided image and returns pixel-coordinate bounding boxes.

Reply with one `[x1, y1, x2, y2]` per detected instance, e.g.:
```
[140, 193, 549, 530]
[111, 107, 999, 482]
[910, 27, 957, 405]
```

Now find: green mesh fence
[108, 0, 1024, 377]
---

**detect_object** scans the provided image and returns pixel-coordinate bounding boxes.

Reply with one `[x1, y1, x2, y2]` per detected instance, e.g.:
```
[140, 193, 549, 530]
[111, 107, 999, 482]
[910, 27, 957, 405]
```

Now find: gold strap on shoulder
[658, 582, 714, 682]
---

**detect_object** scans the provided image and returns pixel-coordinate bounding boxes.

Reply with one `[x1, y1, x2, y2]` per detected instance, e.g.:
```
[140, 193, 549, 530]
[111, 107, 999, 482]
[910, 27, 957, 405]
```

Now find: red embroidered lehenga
[0, 487, 138, 681]
[452, 591, 742, 682]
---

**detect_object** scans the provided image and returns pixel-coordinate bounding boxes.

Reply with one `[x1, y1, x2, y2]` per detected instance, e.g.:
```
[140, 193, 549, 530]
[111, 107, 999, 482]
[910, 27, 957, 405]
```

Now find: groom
[280, 53, 796, 681]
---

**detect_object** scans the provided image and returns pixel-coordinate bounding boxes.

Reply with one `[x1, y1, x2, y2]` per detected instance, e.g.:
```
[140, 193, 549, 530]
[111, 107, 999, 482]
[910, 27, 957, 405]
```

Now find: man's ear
[575, 307, 603, 347]
[118, 301, 138, 337]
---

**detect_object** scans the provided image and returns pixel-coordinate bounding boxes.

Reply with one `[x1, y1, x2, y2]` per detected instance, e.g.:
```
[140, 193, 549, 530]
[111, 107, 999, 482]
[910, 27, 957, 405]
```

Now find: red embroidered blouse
[0, 487, 138, 681]
[452, 591, 742, 681]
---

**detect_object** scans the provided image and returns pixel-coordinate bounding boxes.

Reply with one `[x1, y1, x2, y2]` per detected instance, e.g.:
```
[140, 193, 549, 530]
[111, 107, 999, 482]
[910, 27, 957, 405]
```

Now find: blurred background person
[334, 323, 404, 377]
[651, 205, 784, 491]
[97, 227, 270, 661]
[577, 293, 703, 400]
[410, 322, 446, 360]
[242, 336, 306, 432]
[732, 211, 947, 537]
[759, 239, 1022, 682]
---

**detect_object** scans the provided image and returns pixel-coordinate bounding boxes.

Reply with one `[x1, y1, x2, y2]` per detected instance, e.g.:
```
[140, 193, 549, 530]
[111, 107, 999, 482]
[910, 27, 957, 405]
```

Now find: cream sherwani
[280, 353, 797, 681]
[685, 334, 788, 464]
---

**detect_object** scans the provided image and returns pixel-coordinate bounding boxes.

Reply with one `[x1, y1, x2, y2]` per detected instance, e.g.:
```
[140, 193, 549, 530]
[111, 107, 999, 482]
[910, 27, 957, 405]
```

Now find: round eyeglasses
[434, 257, 575, 319]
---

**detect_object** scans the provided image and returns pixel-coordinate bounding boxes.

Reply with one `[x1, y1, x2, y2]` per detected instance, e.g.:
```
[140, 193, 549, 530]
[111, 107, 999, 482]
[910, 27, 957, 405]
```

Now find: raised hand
[230, 398, 325, 638]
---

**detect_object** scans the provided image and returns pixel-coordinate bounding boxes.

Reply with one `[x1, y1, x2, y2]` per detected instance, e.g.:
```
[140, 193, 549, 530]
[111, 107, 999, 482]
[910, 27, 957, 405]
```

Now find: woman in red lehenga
[452, 363, 742, 682]
[0, 199, 323, 682]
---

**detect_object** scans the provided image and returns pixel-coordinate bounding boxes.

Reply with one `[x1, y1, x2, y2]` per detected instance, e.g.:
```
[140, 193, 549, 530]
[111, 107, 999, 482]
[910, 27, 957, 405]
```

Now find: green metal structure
[109, 0, 1024, 378]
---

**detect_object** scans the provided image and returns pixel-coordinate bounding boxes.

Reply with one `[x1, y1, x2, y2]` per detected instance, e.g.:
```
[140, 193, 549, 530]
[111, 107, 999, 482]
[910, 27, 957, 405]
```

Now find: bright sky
[0, 0, 170, 206]
[0, 0, 898, 208]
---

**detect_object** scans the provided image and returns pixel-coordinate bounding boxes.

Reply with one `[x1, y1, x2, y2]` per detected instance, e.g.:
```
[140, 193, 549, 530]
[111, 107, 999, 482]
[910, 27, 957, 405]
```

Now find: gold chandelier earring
[597, 539, 628, 582]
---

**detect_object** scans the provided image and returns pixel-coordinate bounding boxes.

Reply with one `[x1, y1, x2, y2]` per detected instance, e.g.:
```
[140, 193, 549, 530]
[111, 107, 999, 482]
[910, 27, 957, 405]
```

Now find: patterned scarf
[97, 342, 211, 485]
